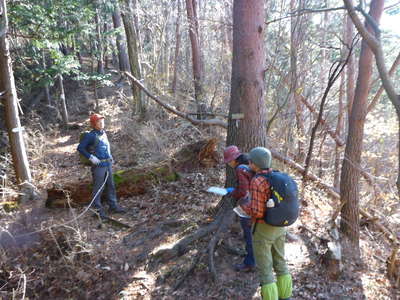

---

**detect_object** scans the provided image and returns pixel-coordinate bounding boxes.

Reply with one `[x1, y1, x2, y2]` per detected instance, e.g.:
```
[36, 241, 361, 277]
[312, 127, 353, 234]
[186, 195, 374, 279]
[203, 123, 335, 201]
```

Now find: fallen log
[45, 164, 179, 208]
[46, 138, 219, 208]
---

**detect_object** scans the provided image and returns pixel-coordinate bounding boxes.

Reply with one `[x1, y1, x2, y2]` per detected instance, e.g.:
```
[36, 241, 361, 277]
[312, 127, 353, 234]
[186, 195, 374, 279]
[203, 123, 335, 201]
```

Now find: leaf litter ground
[0, 81, 398, 300]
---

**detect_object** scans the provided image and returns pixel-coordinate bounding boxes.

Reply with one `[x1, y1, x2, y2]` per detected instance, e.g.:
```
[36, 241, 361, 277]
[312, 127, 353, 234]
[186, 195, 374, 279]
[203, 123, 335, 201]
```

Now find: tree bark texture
[112, 2, 130, 72]
[289, 0, 306, 163]
[0, 0, 32, 184]
[185, 0, 205, 118]
[172, 0, 181, 96]
[42, 50, 52, 105]
[58, 75, 69, 125]
[366, 51, 400, 113]
[334, 71, 345, 190]
[340, 0, 384, 257]
[345, 14, 355, 120]
[121, 0, 144, 116]
[95, 7, 104, 75]
[226, 0, 267, 184]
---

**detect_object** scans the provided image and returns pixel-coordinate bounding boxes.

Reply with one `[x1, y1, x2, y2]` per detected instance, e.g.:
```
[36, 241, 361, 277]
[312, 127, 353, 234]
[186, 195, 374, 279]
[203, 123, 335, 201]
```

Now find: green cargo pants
[252, 222, 290, 285]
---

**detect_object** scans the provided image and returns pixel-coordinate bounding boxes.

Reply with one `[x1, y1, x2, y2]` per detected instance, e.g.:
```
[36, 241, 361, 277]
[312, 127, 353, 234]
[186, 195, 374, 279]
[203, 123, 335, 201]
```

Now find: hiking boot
[94, 208, 107, 220]
[233, 263, 255, 272]
[109, 205, 126, 214]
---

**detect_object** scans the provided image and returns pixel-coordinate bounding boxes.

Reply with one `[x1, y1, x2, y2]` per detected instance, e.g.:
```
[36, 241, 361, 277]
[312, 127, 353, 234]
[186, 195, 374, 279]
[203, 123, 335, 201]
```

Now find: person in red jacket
[224, 145, 255, 272]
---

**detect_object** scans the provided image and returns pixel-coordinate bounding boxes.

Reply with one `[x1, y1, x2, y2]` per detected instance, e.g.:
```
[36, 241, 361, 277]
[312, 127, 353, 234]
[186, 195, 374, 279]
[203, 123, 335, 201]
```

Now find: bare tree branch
[267, 60, 346, 146]
[265, 6, 345, 25]
[355, 4, 381, 35]
[367, 51, 400, 113]
[384, 1, 400, 11]
[124, 72, 227, 129]
[302, 57, 350, 186]
[343, 0, 400, 109]
[342, 0, 380, 51]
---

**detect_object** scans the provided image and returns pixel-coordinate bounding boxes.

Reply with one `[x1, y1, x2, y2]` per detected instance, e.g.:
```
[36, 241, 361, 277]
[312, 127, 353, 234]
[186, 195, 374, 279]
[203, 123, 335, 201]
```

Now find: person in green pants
[240, 147, 293, 300]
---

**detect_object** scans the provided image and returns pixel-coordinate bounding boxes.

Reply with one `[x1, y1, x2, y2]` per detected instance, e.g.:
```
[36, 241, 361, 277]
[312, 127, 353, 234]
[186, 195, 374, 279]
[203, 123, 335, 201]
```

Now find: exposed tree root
[152, 196, 236, 288]
[172, 250, 206, 291]
[207, 208, 235, 281]
[153, 217, 221, 262]
[387, 246, 399, 288]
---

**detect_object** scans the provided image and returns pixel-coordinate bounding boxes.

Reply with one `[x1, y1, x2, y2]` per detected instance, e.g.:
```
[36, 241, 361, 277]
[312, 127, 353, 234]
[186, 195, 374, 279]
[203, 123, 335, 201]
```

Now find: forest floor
[0, 74, 398, 300]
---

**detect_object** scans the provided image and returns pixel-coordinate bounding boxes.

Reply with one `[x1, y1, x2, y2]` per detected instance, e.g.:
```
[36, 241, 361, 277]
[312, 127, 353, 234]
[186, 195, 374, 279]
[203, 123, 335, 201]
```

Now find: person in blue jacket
[77, 113, 125, 219]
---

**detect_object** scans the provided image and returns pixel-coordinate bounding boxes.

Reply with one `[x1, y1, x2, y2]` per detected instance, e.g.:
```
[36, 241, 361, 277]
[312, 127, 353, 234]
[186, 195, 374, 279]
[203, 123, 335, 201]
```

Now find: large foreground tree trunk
[153, 0, 268, 285]
[227, 0, 267, 153]
[0, 0, 31, 184]
[340, 0, 384, 259]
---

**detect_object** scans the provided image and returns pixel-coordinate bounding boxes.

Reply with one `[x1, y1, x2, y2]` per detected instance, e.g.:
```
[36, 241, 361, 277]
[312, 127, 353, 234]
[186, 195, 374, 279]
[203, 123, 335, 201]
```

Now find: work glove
[89, 155, 101, 165]
[226, 187, 235, 194]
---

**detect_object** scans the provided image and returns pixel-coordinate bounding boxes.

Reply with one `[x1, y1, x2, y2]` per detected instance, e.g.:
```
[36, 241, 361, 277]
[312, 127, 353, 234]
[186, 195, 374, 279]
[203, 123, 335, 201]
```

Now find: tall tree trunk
[340, 0, 384, 259]
[185, 0, 205, 119]
[289, 0, 306, 163]
[42, 50, 52, 106]
[103, 22, 109, 70]
[121, 0, 144, 117]
[0, 0, 32, 184]
[333, 14, 348, 191]
[95, 7, 104, 75]
[345, 14, 355, 125]
[164, 27, 170, 82]
[154, 5, 169, 80]
[226, 0, 267, 185]
[112, 1, 130, 72]
[334, 70, 345, 190]
[58, 75, 69, 125]
[94, 3, 105, 100]
[132, 0, 143, 73]
[172, 0, 181, 96]
[344, 0, 400, 196]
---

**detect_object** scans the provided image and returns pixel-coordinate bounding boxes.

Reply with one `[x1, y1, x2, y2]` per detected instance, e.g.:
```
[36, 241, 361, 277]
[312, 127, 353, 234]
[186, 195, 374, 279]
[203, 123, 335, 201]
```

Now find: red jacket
[231, 164, 254, 201]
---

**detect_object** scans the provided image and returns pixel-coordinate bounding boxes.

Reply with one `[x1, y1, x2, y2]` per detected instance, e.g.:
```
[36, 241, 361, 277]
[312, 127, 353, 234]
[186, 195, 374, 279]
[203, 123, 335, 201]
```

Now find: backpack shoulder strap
[254, 171, 273, 182]
[86, 130, 100, 147]
[92, 132, 100, 147]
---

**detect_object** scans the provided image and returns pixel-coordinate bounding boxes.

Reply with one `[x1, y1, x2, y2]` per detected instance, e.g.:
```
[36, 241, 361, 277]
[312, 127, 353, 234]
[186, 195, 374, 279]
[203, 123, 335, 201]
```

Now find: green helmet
[249, 147, 272, 169]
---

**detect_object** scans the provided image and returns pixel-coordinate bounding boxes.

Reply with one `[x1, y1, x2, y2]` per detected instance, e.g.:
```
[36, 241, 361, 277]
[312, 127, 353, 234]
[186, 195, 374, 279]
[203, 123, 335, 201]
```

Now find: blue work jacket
[77, 129, 113, 167]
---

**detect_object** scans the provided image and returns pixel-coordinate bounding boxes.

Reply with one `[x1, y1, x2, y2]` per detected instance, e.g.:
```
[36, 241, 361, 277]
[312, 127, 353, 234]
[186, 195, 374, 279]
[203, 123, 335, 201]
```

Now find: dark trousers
[240, 217, 255, 266]
[91, 164, 117, 210]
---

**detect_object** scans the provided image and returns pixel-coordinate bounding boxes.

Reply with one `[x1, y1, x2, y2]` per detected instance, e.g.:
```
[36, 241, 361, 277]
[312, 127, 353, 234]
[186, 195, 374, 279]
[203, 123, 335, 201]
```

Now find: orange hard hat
[89, 113, 104, 126]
